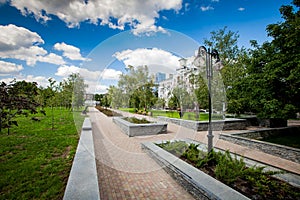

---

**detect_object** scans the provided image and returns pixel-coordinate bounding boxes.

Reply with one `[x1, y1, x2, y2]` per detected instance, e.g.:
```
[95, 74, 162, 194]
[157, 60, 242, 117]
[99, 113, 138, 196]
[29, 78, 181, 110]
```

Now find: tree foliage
[233, 1, 300, 119]
[0, 80, 45, 134]
[109, 66, 157, 110]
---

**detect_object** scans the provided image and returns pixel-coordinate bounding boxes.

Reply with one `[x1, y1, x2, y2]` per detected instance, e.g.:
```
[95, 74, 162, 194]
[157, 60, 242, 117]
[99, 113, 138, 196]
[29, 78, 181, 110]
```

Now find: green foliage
[113, 66, 157, 110]
[123, 117, 151, 124]
[159, 141, 300, 199]
[0, 80, 45, 134]
[157, 141, 188, 157]
[95, 106, 122, 117]
[227, 1, 300, 119]
[182, 143, 202, 163]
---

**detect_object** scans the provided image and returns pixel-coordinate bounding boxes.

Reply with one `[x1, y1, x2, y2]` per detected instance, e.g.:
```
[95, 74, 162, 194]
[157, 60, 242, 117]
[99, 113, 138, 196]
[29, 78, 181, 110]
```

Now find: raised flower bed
[113, 117, 167, 137]
[142, 139, 300, 200]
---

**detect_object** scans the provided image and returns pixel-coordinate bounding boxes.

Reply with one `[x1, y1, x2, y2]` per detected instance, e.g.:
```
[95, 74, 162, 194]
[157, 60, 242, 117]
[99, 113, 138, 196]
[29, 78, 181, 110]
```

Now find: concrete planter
[157, 116, 247, 131]
[113, 117, 167, 137]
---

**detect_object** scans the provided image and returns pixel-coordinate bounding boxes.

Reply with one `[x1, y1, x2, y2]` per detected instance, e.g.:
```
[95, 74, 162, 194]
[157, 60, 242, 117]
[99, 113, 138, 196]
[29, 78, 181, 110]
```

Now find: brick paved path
[89, 107, 194, 200]
[89, 107, 300, 199]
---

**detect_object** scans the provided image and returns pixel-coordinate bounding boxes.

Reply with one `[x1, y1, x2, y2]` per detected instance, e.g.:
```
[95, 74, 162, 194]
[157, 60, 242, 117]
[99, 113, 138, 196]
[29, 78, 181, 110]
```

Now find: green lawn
[118, 108, 224, 121]
[151, 110, 223, 121]
[261, 133, 300, 149]
[0, 107, 84, 199]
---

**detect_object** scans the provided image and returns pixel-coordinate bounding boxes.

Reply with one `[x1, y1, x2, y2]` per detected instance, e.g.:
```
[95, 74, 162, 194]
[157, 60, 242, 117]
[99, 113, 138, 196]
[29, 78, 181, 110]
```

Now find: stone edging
[157, 116, 247, 131]
[63, 118, 100, 200]
[220, 129, 300, 164]
[141, 140, 250, 200]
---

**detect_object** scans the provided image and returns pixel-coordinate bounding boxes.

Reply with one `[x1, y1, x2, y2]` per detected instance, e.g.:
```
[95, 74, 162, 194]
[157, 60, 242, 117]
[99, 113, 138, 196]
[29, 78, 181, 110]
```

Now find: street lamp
[193, 46, 221, 152]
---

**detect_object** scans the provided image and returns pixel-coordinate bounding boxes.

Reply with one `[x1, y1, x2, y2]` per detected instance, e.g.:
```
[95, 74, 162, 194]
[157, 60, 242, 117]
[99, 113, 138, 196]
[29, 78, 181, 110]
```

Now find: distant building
[158, 56, 200, 107]
[155, 72, 166, 83]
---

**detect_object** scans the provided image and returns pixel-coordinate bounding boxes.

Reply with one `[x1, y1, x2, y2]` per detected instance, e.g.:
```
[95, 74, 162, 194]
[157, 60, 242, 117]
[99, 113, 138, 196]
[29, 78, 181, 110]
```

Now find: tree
[203, 27, 244, 115]
[0, 80, 45, 134]
[237, 1, 300, 119]
[116, 66, 157, 111]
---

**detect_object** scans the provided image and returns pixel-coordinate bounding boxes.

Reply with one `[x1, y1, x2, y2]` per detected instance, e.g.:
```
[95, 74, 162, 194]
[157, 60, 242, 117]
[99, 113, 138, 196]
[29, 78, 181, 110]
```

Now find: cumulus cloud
[0, 60, 23, 75]
[85, 80, 109, 94]
[0, 75, 50, 88]
[0, 24, 65, 66]
[55, 65, 101, 80]
[200, 6, 214, 11]
[113, 48, 181, 74]
[55, 65, 122, 81]
[101, 68, 122, 80]
[54, 42, 89, 61]
[238, 7, 245, 11]
[10, 0, 182, 35]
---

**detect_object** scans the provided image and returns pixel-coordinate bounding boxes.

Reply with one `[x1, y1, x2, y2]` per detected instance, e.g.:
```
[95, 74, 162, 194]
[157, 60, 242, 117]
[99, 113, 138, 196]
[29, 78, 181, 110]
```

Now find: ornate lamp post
[193, 46, 221, 152]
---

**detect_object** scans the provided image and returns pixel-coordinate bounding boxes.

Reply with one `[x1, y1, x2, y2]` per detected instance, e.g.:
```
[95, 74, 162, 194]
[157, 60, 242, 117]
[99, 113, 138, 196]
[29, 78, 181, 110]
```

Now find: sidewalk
[89, 107, 300, 199]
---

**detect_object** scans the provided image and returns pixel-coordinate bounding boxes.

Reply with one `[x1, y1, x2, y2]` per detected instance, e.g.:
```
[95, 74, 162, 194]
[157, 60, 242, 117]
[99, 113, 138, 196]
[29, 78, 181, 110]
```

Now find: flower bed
[95, 106, 122, 117]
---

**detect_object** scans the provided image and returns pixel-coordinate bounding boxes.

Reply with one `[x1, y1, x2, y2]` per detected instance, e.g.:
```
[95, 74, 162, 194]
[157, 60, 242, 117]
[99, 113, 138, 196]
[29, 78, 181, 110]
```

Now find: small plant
[157, 141, 188, 157]
[158, 141, 300, 199]
[123, 117, 151, 124]
[95, 106, 122, 117]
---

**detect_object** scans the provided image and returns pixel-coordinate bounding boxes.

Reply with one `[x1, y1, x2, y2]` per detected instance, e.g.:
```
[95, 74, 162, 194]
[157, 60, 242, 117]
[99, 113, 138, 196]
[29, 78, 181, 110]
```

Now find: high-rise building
[155, 72, 166, 83]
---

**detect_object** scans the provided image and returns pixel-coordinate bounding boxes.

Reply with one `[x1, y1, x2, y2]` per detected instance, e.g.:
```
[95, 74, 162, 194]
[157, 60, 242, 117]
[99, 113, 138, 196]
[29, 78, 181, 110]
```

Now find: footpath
[88, 107, 300, 199]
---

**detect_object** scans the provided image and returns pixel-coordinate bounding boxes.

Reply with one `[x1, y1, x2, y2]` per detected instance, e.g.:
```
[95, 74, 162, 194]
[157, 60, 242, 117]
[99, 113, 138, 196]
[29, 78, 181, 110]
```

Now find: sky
[0, 0, 292, 94]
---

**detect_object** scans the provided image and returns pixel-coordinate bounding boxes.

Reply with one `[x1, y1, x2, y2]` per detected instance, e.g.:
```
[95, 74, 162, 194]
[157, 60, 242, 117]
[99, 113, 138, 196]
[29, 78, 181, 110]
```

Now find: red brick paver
[89, 108, 194, 200]
[89, 107, 300, 199]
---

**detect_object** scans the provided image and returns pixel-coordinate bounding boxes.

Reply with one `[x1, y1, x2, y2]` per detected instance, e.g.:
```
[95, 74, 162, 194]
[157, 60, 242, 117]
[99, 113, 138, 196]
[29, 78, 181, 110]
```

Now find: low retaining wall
[142, 141, 250, 200]
[220, 127, 300, 164]
[113, 117, 167, 137]
[63, 118, 100, 200]
[157, 116, 247, 131]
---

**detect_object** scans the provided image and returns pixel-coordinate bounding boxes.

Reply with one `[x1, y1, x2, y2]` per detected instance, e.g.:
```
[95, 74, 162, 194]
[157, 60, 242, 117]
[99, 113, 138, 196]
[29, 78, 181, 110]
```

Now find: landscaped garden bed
[142, 140, 300, 200]
[95, 105, 122, 117]
[113, 117, 167, 137]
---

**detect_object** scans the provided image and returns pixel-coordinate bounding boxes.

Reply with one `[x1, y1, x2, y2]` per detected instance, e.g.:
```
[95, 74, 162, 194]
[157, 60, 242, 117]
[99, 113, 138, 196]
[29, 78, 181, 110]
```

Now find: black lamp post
[193, 46, 221, 152]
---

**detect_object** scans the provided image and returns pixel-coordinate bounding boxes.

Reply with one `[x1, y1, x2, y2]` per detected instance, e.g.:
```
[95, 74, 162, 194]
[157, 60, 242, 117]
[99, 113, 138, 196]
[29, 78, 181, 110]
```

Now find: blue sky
[0, 0, 292, 93]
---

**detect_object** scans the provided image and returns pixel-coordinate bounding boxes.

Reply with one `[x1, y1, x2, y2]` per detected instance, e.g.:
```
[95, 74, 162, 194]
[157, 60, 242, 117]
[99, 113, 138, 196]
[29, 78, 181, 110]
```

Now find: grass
[0, 107, 84, 200]
[260, 133, 300, 149]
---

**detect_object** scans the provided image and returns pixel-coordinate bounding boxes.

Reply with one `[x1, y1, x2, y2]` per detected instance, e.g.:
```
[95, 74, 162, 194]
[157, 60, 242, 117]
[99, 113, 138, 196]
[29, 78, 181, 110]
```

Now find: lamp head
[179, 58, 187, 67]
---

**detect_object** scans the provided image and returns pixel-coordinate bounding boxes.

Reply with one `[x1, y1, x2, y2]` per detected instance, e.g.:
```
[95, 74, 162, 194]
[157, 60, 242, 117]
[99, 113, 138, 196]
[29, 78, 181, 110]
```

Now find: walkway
[88, 107, 300, 199]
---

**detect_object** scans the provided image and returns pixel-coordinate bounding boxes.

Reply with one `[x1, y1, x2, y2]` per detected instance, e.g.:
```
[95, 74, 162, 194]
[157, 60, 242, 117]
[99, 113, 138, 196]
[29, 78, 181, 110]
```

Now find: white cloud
[55, 65, 101, 80]
[101, 68, 122, 80]
[200, 6, 214, 11]
[113, 48, 181, 74]
[238, 7, 245, 11]
[10, 0, 182, 35]
[0, 24, 65, 66]
[0, 74, 49, 88]
[0, 60, 23, 75]
[55, 65, 121, 81]
[54, 42, 89, 61]
[85, 80, 108, 94]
